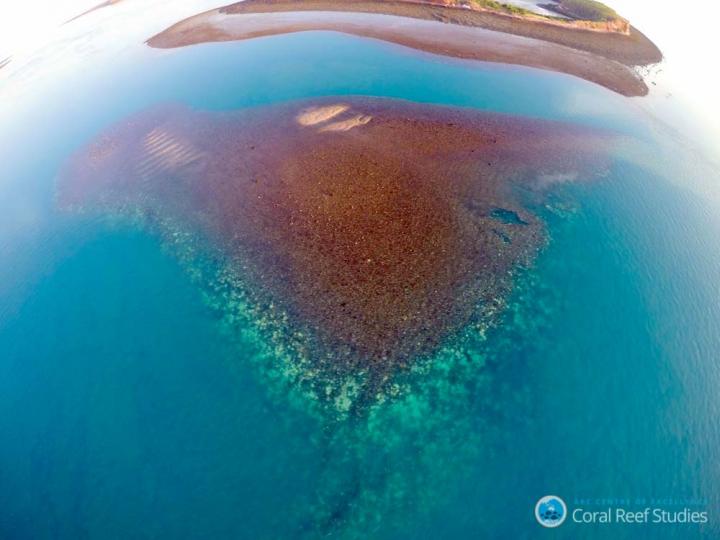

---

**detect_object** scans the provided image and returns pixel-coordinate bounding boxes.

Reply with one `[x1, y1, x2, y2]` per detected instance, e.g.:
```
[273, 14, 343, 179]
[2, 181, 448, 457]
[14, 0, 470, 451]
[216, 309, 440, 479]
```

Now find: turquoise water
[1, 31, 719, 538]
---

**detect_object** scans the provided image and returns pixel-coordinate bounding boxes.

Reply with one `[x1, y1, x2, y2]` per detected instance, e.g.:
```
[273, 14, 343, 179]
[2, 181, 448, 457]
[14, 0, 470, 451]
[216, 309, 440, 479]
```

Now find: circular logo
[535, 495, 567, 528]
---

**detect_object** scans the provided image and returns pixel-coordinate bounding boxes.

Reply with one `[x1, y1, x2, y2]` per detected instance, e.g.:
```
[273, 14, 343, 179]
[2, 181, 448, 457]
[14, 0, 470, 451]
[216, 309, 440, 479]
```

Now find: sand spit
[220, 0, 661, 65]
[148, 8, 652, 96]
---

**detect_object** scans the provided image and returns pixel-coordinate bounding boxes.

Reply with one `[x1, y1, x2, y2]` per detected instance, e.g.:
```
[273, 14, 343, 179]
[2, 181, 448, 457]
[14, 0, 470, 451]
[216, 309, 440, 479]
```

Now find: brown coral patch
[58, 97, 613, 380]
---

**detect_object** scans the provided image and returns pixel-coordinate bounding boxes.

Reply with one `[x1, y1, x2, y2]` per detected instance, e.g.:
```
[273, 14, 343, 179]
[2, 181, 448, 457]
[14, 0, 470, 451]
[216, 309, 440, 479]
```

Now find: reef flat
[58, 97, 614, 407]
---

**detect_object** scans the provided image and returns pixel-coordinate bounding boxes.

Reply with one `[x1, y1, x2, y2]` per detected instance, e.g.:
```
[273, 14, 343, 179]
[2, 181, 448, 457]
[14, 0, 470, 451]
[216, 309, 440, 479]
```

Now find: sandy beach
[222, 0, 661, 65]
[148, 9, 651, 96]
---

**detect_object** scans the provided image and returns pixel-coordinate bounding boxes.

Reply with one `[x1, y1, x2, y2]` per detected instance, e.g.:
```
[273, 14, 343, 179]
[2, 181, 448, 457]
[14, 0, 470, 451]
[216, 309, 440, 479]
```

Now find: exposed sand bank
[147, 9, 650, 96]
[221, 0, 661, 65]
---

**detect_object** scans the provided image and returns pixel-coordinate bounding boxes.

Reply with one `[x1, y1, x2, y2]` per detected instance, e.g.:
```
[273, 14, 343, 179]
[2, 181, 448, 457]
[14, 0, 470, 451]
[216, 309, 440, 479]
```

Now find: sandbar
[147, 6, 656, 96]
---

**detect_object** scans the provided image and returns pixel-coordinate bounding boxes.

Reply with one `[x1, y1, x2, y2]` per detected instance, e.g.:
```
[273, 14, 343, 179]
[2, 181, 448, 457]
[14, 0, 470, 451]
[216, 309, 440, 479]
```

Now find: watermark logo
[535, 495, 567, 528]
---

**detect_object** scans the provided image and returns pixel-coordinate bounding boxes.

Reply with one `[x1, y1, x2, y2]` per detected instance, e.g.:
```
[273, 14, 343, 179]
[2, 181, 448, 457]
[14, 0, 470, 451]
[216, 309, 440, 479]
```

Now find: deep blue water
[1, 31, 719, 539]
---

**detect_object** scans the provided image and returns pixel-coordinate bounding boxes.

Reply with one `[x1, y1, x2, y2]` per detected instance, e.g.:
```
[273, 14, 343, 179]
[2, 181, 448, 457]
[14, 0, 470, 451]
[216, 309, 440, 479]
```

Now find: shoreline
[147, 9, 651, 96]
[220, 0, 661, 66]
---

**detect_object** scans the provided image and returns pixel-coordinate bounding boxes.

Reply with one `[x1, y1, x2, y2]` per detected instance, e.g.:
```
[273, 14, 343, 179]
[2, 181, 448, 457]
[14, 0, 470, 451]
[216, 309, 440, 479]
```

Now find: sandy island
[147, 0, 662, 97]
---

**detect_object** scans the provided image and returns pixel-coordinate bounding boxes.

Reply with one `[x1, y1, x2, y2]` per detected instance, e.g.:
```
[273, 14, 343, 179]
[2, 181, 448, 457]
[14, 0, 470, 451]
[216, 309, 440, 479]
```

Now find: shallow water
[1, 29, 719, 539]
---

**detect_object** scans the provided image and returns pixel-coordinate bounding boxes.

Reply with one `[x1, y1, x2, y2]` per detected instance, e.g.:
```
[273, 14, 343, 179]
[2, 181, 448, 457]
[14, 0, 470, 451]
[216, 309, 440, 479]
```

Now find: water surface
[1, 29, 719, 539]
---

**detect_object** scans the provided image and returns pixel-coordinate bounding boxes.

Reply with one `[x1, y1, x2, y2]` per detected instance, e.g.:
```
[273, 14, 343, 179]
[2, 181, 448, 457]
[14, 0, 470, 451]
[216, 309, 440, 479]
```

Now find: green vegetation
[553, 0, 621, 22]
[467, 0, 622, 23]
[470, 0, 537, 17]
